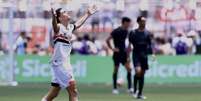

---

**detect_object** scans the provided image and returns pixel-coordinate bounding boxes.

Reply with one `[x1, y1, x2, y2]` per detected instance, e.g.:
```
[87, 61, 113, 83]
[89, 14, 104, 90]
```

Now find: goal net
[0, 2, 17, 86]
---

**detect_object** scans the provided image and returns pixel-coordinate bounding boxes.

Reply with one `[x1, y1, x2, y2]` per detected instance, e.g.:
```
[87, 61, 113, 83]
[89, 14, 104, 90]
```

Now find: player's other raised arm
[74, 5, 98, 30]
[51, 8, 59, 34]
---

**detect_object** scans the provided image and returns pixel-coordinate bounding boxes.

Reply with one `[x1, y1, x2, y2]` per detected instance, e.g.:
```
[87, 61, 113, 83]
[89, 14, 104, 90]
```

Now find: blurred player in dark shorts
[129, 16, 155, 99]
[106, 17, 132, 94]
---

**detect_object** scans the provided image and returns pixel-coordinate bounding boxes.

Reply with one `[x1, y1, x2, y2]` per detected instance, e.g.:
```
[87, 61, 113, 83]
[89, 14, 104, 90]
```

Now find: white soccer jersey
[50, 23, 76, 88]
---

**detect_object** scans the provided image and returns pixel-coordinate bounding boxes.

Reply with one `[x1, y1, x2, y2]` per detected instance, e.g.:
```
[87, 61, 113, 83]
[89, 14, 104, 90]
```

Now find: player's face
[59, 10, 72, 22]
[123, 21, 131, 29]
[138, 17, 146, 28]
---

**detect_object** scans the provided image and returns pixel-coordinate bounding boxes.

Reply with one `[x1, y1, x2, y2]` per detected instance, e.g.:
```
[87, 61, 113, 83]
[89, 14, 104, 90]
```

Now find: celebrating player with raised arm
[41, 5, 97, 101]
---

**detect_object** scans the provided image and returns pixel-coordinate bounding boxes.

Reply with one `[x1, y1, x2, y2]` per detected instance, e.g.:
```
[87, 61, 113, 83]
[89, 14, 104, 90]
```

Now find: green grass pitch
[0, 83, 201, 101]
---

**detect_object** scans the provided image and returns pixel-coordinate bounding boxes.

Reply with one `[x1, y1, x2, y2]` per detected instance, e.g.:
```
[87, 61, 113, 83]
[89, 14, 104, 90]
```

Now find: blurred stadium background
[0, 0, 201, 101]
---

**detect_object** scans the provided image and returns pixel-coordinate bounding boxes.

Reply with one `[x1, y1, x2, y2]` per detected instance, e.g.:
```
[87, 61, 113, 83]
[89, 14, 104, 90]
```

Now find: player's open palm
[88, 5, 98, 15]
[51, 8, 56, 17]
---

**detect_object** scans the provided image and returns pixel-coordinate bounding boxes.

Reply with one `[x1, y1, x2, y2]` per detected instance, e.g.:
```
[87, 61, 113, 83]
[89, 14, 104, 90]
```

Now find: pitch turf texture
[0, 83, 201, 101]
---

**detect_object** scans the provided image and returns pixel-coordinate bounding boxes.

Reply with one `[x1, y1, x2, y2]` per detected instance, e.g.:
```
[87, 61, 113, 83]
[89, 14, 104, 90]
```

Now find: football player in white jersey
[41, 5, 97, 101]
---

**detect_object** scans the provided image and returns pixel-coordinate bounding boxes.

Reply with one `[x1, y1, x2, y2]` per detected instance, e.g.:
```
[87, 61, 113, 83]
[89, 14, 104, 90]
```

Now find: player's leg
[133, 64, 145, 97]
[66, 81, 79, 101]
[112, 53, 120, 94]
[136, 69, 147, 99]
[137, 58, 148, 99]
[138, 70, 145, 96]
[41, 84, 61, 101]
[125, 62, 132, 92]
[133, 57, 141, 95]
[113, 64, 120, 93]
[123, 53, 132, 92]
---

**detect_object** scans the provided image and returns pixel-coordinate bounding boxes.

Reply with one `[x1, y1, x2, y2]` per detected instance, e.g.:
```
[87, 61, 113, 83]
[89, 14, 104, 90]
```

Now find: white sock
[41, 97, 47, 101]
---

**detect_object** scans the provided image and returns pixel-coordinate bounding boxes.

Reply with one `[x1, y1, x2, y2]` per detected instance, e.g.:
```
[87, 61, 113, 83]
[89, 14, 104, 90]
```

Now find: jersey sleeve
[110, 30, 115, 38]
[72, 24, 76, 31]
[128, 30, 134, 43]
[69, 24, 76, 32]
[147, 31, 153, 54]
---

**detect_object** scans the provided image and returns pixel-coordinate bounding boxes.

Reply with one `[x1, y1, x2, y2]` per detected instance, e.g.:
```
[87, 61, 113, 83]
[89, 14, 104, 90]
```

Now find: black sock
[113, 73, 118, 89]
[138, 75, 145, 96]
[133, 74, 138, 93]
[127, 72, 132, 89]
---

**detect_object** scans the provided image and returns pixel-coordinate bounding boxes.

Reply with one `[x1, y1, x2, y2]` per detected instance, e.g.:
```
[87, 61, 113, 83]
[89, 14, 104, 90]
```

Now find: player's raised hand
[51, 8, 56, 17]
[51, 7, 59, 33]
[87, 5, 98, 15]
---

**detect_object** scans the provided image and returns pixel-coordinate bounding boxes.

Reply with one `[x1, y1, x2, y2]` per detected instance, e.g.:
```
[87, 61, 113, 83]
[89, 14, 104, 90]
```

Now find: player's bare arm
[148, 32, 156, 61]
[127, 43, 132, 53]
[74, 5, 98, 29]
[106, 35, 113, 50]
[106, 35, 119, 52]
[51, 8, 59, 34]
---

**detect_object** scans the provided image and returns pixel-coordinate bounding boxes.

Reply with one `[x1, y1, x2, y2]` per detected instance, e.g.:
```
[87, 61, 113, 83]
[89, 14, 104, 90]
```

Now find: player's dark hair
[20, 31, 26, 36]
[137, 16, 145, 23]
[56, 8, 62, 23]
[122, 17, 131, 24]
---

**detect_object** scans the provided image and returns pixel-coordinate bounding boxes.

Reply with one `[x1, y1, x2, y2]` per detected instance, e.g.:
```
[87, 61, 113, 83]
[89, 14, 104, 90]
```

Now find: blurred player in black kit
[129, 16, 155, 99]
[106, 17, 132, 94]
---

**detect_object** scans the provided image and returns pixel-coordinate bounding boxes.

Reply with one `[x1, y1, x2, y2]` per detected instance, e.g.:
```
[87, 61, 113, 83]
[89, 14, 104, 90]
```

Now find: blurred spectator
[72, 37, 83, 54]
[79, 34, 97, 55]
[196, 31, 201, 54]
[186, 30, 200, 54]
[34, 44, 47, 56]
[26, 35, 35, 54]
[92, 37, 106, 56]
[0, 31, 2, 50]
[139, 0, 149, 17]
[172, 31, 189, 55]
[0, 31, 3, 55]
[72, 34, 98, 55]
[14, 31, 27, 55]
[101, 9, 113, 32]
[155, 37, 175, 55]
[154, 37, 163, 54]
[91, 13, 100, 34]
